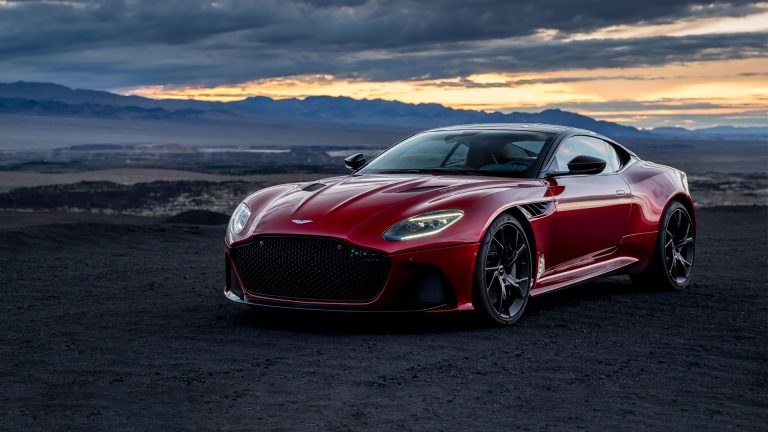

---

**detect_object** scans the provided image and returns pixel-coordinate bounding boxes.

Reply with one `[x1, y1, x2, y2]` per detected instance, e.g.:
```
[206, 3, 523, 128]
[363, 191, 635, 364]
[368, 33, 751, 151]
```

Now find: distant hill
[688, 126, 768, 138]
[651, 125, 768, 141]
[0, 81, 644, 137]
[0, 82, 155, 107]
[0, 97, 206, 120]
[232, 95, 644, 136]
[0, 81, 764, 141]
[0, 82, 218, 111]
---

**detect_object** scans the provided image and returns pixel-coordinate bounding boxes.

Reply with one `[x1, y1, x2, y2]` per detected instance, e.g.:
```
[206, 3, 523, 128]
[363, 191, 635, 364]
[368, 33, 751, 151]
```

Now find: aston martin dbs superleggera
[224, 124, 695, 325]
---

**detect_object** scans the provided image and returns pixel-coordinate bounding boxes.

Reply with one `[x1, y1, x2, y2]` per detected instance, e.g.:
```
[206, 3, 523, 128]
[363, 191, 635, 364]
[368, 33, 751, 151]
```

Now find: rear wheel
[473, 214, 533, 326]
[632, 201, 695, 290]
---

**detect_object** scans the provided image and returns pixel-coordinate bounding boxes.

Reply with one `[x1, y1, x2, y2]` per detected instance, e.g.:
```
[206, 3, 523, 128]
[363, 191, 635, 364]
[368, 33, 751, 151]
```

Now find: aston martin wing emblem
[292, 219, 313, 224]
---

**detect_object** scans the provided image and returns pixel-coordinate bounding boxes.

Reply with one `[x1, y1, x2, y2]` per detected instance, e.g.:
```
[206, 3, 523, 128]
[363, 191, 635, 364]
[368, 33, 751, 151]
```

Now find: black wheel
[632, 201, 695, 290]
[473, 214, 533, 326]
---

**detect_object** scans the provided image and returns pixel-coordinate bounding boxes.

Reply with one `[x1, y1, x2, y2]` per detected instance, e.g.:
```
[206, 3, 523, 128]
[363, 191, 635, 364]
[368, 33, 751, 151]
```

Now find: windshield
[358, 130, 553, 178]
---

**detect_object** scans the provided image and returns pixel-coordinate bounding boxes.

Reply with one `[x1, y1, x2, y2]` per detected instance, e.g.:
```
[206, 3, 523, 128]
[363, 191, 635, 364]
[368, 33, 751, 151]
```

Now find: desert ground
[0, 133, 765, 431]
[0, 205, 765, 431]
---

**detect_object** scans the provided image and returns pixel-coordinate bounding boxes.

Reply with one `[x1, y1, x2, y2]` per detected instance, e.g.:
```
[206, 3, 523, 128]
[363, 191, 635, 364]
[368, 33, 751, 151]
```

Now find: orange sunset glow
[118, 3, 768, 130]
[123, 58, 768, 128]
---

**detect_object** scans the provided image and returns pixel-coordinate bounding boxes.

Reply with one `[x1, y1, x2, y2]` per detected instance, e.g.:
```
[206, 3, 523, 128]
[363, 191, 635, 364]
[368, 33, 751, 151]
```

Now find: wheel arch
[642, 193, 696, 253]
[473, 205, 538, 325]
[629, 192, 696, 289]
[667, 193, 697, 230]
[500, 206, 540, 276]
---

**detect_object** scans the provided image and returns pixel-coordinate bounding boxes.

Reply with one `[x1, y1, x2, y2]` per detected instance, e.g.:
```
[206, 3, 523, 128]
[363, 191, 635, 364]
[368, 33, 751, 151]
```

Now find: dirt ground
[0, 170, 326, 192]
[0, 206, 765, 431]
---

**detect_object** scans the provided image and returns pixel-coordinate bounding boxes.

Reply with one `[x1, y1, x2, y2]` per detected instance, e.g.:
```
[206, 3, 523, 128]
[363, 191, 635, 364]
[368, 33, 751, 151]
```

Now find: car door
[544, 135, 632, 270]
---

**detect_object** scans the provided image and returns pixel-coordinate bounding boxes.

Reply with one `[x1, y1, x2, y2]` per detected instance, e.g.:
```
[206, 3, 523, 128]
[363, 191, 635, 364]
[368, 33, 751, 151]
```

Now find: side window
[606, 143, 622, 171]
[550, 136, 619, 174]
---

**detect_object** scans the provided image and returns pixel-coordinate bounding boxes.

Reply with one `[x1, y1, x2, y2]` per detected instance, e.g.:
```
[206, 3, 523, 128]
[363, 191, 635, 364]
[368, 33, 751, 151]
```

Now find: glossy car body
[224, 124, 694, 315]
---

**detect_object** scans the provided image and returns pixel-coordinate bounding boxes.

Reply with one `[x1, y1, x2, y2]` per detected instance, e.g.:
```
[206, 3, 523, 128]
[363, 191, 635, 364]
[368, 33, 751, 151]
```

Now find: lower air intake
[230, 236, 390, 302]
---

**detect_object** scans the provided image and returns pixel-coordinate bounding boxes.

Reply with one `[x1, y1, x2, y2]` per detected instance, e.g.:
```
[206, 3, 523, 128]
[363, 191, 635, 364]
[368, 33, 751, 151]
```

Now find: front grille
[230, 236, 390, 302]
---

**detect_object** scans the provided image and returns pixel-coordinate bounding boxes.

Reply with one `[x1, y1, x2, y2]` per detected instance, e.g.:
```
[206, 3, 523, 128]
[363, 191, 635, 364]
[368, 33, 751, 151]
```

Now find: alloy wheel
[663, 207, 695, 284]
[482, 223, 531, 319]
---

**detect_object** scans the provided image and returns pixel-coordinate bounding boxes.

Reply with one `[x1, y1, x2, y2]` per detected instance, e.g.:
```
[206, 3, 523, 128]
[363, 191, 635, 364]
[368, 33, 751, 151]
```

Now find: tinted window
[444, 142, 469, 167]
[382, 135, 448, 168]
[359, 130, 553, 178]
[550, 136, 620, 174]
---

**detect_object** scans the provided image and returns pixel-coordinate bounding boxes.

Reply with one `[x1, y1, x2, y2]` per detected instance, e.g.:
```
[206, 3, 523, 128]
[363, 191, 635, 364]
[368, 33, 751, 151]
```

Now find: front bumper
[224, 239, 479, 313]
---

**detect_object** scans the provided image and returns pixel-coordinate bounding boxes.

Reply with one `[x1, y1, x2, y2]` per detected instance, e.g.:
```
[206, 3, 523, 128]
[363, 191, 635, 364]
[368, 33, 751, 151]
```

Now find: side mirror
[344, 153, 366, 170]
[566, 155, 606, 175]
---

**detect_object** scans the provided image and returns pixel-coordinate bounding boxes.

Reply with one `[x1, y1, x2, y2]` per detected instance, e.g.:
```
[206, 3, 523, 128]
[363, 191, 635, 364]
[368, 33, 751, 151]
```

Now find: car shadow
[230, 306, 489, 335]
[228, 276, 659, 335]
[527, 276, 655, 312]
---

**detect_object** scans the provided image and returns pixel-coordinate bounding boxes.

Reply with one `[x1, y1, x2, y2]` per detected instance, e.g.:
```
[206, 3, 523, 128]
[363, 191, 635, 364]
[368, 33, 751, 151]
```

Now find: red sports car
[224, 124, 695, 325]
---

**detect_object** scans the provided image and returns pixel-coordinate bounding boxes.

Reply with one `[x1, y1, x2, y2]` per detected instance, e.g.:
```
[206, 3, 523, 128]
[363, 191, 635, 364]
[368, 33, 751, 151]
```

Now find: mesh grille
[230, 236, 390, 302]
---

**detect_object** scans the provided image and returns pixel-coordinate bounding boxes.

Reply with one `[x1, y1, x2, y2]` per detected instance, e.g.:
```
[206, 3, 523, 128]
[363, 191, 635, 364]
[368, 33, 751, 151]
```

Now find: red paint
[224, 126, 694, 312]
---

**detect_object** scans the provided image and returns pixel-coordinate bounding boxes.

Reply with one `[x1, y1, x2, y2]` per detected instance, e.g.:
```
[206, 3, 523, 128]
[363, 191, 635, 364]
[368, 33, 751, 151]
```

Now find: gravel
[1, 206, 765, 431]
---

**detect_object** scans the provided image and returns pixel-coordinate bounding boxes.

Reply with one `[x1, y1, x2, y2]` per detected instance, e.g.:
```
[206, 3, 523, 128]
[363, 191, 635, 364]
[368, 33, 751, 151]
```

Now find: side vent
[519, 201, 552, 219]
[302, 183, 325, 192]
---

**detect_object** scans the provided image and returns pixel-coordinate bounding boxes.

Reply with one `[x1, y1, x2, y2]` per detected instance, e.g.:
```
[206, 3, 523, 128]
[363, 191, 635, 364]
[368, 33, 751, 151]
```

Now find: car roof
[426, 123, 605, 138]
[421, 123, 637, 159]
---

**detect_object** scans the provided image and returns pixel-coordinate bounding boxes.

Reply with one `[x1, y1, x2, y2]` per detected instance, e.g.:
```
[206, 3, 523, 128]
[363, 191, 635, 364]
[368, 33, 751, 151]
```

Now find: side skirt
[531, 256, 638, 297]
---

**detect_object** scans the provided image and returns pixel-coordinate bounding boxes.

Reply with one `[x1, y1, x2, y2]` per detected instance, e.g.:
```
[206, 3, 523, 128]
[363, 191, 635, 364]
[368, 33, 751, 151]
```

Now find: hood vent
[519, 201, 552, 219]
[302, 183, 325, 192]
[399, 185, 446, 193]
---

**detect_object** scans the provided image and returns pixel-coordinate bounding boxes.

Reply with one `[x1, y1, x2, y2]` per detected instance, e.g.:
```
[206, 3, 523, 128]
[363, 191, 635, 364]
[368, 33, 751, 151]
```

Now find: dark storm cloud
[350, 32, 768, 80]
[0, 0, 765, 87]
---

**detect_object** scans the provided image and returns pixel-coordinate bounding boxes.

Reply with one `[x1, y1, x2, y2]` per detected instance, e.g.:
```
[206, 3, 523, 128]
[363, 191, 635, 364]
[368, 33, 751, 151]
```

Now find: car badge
[292, 219, 313, 224]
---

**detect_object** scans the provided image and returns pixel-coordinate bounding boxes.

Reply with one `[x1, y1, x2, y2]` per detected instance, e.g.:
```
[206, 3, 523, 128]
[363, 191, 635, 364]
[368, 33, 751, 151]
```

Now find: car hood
[234, 174, 548, 252]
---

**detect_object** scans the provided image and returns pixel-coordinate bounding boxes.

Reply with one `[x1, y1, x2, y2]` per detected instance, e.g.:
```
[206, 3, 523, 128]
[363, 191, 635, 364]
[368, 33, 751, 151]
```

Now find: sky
[1, 0, 767, 129]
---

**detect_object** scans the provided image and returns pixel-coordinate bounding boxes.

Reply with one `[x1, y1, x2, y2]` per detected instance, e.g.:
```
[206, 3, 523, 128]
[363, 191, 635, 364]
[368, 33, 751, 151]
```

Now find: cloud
[0, 0, 765, 88]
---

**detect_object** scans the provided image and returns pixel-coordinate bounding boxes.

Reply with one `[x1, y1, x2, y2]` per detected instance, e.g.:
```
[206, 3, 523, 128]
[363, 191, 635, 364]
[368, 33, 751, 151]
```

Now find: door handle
[616, 190, 627, 197]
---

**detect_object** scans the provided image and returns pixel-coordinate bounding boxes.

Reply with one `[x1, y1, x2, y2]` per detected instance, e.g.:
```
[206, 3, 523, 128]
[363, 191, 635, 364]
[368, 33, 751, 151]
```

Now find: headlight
[229, 203, 251, 235]
[383, 210, 464, 241]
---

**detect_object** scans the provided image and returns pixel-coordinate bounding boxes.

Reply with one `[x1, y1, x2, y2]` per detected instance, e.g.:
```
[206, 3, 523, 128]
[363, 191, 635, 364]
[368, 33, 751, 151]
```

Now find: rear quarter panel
[619, 160, 694, 272]
[621, 160, 693, 234]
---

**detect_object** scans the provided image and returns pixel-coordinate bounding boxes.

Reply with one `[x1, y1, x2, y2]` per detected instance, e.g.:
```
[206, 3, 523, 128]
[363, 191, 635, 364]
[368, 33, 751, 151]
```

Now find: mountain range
[0, 82, 765, 141]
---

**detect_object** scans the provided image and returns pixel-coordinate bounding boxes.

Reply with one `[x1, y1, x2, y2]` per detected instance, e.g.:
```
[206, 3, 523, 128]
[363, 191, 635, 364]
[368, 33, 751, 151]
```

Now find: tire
[631, 201, 695, 291]
[472, 214, 533, 326]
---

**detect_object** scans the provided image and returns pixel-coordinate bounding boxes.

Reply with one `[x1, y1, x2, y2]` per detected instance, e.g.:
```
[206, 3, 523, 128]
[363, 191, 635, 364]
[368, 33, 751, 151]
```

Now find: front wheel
[473, 214, 533, 326]
[632, 201, 695, 290]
